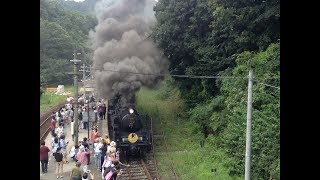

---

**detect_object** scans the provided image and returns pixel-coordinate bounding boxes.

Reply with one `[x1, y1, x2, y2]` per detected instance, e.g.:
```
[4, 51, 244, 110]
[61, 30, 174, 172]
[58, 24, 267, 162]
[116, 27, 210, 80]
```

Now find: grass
[136, 82, 243, 180]
[40, 85, 74, 116]
[40, 92, 66, 115]
[64, 85, 74, 94]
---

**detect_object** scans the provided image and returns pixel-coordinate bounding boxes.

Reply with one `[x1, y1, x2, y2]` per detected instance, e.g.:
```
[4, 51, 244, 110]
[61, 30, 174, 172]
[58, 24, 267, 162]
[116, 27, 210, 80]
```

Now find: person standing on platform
[105, 134, 111, 145]
[82, 138, 90, 165]
[71, 119, 75, 142]
[94, 138, 102, 171]
[82, 107, 89, 130]
[99, 140, 108, 171]
[69, 161, 82, 180]
[40, 140, 50, 174]
[102, 104, 107, 120]
[98, 101, 103, 120]
[76, 147, 90, 173]
[50, 116, 56, 135]
[55, 123, 64, 138]
[54, 147, 64, 179]
[91, 128, 98, 145]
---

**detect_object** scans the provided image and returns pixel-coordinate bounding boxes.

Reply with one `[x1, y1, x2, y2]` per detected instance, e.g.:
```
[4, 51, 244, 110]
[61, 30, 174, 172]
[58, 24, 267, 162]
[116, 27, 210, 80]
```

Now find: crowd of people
[40, 95, 126, 180]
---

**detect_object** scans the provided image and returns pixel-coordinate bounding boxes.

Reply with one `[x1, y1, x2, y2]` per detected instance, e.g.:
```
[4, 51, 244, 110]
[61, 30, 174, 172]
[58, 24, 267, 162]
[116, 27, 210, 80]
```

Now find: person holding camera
[82, 170, 94, 180]
[76, 146, 90, 173]
[69, 161, 82, 180]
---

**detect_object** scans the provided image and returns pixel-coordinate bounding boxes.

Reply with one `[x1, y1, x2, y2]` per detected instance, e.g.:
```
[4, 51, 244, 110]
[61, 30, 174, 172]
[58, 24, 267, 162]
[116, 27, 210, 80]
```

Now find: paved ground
[40, 113, 109, 180]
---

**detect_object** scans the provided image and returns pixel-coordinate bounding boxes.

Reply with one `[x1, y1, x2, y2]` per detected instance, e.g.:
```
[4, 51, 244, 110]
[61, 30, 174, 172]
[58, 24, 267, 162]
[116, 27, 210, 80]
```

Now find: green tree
[40, 19, 75, 59]
[152, 0, 217, 106]
[220, 43, 280, 179]
[152, 0, 279, 107]
[40, 0, 97, 86]
[57, 0, 98, 14]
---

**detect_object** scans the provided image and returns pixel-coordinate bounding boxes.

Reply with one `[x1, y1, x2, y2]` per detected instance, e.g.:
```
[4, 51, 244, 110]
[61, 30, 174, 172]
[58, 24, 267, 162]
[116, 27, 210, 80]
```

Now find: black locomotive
[107, 95, 152, 160]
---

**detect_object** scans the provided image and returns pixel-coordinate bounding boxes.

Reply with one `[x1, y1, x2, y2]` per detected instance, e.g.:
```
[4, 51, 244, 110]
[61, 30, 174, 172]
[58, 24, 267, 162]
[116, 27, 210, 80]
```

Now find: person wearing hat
[107, 141, 116, 154]
[69, 161, 82, 180]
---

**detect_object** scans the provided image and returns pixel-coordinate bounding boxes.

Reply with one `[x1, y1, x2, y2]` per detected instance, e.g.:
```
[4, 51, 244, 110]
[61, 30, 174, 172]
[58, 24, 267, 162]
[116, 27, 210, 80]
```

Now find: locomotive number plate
[128, 133, 138, 143]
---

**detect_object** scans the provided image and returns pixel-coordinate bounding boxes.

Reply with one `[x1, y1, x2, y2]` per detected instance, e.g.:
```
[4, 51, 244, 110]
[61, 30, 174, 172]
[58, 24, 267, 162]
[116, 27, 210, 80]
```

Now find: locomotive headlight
[129, 108, 134, 114]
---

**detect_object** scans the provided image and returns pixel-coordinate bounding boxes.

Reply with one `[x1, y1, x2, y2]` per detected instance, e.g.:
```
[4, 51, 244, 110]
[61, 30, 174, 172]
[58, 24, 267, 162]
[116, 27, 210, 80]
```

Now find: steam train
[107, 95, 152, 160]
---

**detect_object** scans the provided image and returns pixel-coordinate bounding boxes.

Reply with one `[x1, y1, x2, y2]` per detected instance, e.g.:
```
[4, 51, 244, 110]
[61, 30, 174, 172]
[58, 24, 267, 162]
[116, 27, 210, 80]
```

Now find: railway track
[40, 101, 66, 141]
[117, 117, 160, 180]
[120, 153, 158, 180]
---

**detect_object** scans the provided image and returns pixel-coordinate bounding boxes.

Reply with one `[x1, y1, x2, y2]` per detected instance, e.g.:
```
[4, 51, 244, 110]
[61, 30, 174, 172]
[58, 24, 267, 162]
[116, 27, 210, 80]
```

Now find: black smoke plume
[90, 0, 168, 104]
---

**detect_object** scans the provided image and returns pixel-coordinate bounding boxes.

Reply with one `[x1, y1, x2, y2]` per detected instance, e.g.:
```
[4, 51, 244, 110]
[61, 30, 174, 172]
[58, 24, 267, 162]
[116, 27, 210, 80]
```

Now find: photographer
[82, 170, 94, 180]
[69, 161, 82, 180]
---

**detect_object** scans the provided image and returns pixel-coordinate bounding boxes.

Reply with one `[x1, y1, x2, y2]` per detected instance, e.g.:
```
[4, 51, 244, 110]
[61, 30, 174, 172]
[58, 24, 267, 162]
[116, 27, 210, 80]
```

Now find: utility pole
[80, 63, 91, 139]
[88, 103, 90, 140]
[70, 51, 81, 146]
[79, 64, 87, 98]
[245, 70, 253, 180]
[79, 64, 91, 99]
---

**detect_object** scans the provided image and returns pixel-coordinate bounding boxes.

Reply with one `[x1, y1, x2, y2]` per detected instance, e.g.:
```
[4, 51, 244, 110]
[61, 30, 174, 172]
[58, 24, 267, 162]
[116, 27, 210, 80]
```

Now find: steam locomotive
[107, 95, 152, 160]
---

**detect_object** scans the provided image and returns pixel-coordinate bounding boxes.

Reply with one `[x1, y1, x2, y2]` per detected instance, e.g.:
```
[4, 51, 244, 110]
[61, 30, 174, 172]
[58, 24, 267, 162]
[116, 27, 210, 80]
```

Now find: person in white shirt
[93, 138, 102, 170]
[55, 123, 64, 138]
[69, 145, 79, 161]
[51, 133, 57, 149]
[55, 111, 60, 128]
[70, 120, 74, 142]
[79, 144, 85, 152]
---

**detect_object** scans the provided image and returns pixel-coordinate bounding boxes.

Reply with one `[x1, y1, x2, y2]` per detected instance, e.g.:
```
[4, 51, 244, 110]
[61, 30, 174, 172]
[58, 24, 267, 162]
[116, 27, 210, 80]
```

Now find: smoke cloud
[90, 0, 168, 104]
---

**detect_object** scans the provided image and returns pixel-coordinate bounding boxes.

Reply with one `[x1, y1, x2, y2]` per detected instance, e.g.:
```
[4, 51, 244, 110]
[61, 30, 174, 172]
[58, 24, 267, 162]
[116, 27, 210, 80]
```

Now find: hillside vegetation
[136, 81, 243, 179]
[149, 0, 280, 179]
[40, 0, 97, 87]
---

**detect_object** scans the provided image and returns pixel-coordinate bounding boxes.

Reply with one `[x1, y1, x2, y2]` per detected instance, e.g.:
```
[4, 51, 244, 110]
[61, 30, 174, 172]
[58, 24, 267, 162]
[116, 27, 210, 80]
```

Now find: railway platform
[40, 114, 109, 180]
[40, 100, 161, 180]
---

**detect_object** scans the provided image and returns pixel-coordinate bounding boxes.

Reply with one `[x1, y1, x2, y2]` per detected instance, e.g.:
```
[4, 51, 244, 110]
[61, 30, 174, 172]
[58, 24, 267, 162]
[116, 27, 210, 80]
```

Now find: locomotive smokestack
[90, 0, 169, 102]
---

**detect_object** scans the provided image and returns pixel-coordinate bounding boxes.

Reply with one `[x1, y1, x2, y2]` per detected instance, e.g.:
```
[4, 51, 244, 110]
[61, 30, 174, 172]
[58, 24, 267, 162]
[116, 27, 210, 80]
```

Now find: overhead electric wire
[42, 68, 279, 90]
[92, 68, 280, 89]
[92, 68, 247, 79]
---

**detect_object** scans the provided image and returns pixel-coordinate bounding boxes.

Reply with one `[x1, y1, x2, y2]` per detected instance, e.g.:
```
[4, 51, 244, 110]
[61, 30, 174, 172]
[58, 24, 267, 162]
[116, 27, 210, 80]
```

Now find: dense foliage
[220, 43, 279, 179]
[152, 0, 279, 107]
[56, 0, 98, 14]
[40, 0, 97, 87]
[152, 0, 280, 179]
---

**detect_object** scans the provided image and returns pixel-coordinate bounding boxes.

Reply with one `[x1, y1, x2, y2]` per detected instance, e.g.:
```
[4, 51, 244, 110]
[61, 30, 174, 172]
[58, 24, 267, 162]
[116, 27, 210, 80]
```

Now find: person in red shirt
[40, 140, 50, 173]
[91, 128, 98, 144]
[76, 147, 90, 173]
[50, 117, 56, 135]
